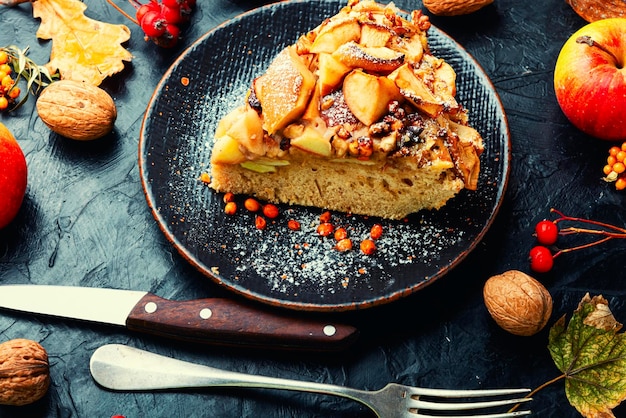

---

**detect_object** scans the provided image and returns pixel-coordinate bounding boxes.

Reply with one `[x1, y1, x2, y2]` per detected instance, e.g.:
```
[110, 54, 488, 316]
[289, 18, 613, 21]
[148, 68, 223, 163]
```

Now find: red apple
[0, 122, 27, 229]
[554, 18, 626, 141]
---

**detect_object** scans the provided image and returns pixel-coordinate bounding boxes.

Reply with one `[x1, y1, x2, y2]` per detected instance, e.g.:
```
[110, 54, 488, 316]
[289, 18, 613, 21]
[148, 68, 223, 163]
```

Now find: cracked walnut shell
[36, 80, 117, 141]
[423, 0, 494, 16]
[566, 0, 626, 22]
[483, 270, 553, 336]
[0, 339, 50, 406]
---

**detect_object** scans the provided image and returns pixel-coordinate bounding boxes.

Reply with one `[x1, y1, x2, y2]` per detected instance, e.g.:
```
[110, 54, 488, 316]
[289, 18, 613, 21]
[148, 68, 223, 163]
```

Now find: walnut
[422, 0, 494, 16]
[566, 0, 626, 22]
[483, 270, 553, 336]
[0, 339, 50, 406]
[36, 79, 117, 141]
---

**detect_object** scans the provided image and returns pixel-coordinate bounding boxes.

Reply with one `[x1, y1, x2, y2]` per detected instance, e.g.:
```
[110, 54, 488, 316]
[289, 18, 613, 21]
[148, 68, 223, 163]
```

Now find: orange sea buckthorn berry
[244, 198, 261, 212]
[255, 215, 267, 230]
[262, 203, 279, 219]
[334, 227, 348, 241]
[614, 162, 626, 174]
[224, 201, 237, 215]
[370, 224, 383, 240]
[617, 151, 626, 163]
[616, 177, 626, 191]
[622, 142, 626, 152]
[8, 86, 19, 99]
[319, 211, 332, 223]
[1, 75, 13, 89]
[223, 192, 235, 203]
[0, 64, 11, 75]
[335, 238, 353, 252]
[0, 51, 8, 65]
[360, 239, 376, 255]
[199, 172, 211, 184]
[609, 146, 621, 156]
[317, 222, 334, 237]
[287, 219, 301, 231]
[604, 165, 614, 176]
[608, 155, 617, 166]
[0, 96, 8, 111]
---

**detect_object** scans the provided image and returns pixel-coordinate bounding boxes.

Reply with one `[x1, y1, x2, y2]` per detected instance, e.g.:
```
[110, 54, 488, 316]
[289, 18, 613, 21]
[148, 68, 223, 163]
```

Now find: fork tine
[412, 411, 531, 418]
[409, 387, 531, 398]
[410, 396, 532, 411]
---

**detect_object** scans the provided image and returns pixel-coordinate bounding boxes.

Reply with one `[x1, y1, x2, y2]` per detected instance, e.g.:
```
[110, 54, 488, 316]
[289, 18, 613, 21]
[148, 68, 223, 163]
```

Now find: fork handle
[90, 344, 370, 403]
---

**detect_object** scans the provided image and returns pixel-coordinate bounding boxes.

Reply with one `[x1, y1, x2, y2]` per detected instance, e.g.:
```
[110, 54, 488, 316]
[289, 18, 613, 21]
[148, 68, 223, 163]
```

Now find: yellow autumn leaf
[548, 294, 626, 418]
[32, 0, 133, 86]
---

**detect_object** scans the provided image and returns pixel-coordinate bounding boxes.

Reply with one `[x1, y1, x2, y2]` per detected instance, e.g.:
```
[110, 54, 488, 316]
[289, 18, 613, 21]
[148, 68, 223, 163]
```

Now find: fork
[90, 344, 532, 418]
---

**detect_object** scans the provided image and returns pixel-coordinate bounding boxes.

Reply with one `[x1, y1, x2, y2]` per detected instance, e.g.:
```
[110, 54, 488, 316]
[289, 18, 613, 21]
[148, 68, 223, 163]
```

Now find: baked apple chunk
[209, 0, 484, 220]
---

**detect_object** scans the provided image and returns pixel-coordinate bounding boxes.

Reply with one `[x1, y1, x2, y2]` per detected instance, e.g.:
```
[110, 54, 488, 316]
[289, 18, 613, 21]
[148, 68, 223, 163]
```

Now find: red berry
[161, 0, 182, 8]
[152, 23, 180, 48]
[529, 245, 554, 273]
[136, 1, 160, 23]
[178, 3, 193, 22]
[535, 219, 558, 245]
[140, 10, 166, 38]
[160, 5, 185, 25]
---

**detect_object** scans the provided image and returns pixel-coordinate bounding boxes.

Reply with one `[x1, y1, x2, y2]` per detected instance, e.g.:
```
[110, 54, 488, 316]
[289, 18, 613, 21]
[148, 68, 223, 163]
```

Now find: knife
[0, 285, 358, 351]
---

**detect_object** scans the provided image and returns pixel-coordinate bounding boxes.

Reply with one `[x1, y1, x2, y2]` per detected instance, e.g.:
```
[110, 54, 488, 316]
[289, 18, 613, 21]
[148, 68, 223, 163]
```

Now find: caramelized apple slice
[302, 85, 321, 121]
[333, 41, 404, 73]
[253, 46, 316, 134]
[359, 22, 392, 47]
[310, 17, 361, 54]
[448, 120, 484, 153]
[285, 124, 332, 157]
[433, 60, 457, 97]
[240, 158, 290, 174]
[448, 121, 482, 190]
[214, 105, 265, 156]
[388, 64, 443, 118]
[317, 53, 352, 96]
[388, 32, 426, 63]
[211, 134, 247, 165]
[343, 69, 402, 126]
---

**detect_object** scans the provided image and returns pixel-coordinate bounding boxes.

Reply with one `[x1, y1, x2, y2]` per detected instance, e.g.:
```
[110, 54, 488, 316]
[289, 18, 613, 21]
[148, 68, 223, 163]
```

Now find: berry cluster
[529, 208, 626, 273]
[209, 182, 383, 256]
[134, 0, 196, 48]
[603, 142, 626, 190]
[0, 51, 21, 112]
[0, 46, 57, 112]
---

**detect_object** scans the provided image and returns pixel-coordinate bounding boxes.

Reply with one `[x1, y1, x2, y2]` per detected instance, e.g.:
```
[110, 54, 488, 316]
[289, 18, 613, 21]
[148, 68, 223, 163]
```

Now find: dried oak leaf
[566, 0, 626, 22]
[32, 0, 132, 86]
[548, 293, 626, 418]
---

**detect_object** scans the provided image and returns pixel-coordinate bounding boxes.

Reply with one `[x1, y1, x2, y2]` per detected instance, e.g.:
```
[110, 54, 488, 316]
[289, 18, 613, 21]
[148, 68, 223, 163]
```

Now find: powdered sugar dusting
[205, 205, 466, 300]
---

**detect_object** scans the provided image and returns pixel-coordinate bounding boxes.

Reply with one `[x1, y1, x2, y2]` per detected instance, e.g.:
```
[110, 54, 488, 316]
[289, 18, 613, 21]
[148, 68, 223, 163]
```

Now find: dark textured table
[1, 0, 626, 417]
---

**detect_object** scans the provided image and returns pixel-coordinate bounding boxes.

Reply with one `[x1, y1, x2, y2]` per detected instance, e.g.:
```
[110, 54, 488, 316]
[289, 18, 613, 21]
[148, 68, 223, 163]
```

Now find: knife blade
[0, 285, 358, 351]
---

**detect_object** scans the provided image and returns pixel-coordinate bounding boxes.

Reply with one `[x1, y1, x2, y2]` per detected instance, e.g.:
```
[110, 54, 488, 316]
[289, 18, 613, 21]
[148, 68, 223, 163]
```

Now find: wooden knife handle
[126, 293, 358, 351]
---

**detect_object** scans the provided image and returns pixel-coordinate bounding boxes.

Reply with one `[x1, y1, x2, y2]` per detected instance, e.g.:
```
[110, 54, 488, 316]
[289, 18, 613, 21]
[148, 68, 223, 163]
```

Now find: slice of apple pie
[209, 0, 484, 220]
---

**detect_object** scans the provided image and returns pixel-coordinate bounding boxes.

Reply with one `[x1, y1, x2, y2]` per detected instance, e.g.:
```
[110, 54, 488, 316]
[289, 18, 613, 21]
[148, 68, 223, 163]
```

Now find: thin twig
[551, 208, 626, 234]
[554, 236, 613, 258]
[105, 0, 138, 25]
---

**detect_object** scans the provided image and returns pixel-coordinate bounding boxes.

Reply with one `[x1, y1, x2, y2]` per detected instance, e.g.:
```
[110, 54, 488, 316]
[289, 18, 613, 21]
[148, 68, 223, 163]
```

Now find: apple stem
[576, 35, 619, 63]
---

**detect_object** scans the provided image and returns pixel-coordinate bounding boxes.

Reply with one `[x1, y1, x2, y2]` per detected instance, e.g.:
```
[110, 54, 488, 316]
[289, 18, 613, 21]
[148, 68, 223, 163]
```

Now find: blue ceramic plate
[139, 0, 510, 312]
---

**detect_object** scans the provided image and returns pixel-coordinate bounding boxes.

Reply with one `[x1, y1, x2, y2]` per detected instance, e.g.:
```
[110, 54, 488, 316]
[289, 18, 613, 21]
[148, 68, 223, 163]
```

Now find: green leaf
[548, 294, 626, 418]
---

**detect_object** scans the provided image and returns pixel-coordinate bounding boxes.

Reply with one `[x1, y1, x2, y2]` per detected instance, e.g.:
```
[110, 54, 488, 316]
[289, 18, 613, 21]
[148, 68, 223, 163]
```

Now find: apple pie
[209, 0, 484, 220]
